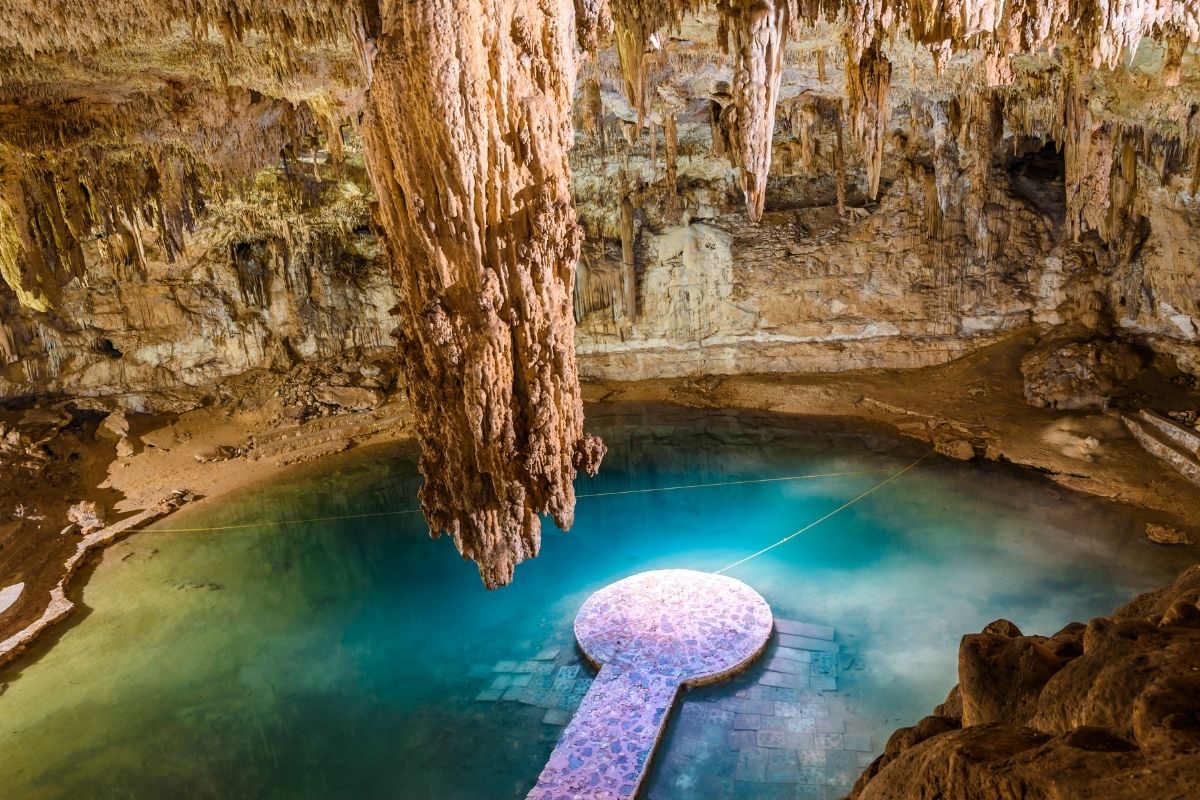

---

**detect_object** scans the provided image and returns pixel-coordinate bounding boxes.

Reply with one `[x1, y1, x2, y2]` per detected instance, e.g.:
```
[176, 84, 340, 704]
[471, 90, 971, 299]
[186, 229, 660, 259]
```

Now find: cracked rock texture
[849, 564, 1200, 800]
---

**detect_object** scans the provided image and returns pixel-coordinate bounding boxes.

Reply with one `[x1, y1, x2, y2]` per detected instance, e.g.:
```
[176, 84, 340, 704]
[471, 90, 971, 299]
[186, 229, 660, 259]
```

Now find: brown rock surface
[850, 564, 1200, 800]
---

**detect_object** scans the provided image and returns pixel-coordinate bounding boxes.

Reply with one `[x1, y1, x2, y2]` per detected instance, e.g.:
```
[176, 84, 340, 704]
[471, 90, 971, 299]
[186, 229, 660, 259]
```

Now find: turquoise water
[0, 404, 1195, 799]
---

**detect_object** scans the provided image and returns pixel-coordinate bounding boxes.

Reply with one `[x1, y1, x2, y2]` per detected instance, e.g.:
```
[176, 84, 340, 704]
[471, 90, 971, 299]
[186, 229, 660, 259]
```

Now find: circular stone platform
[573, 568, 774, 685]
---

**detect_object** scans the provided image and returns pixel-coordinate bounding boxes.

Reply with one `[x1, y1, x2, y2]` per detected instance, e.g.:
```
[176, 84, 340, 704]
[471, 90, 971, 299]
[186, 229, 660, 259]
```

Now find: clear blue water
[0, 404, 1194, 799]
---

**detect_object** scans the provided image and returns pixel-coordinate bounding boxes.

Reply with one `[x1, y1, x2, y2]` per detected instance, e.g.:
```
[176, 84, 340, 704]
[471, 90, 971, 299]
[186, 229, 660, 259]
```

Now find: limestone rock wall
[0, 169, 397, 413]
[849, 564, 1200, 800]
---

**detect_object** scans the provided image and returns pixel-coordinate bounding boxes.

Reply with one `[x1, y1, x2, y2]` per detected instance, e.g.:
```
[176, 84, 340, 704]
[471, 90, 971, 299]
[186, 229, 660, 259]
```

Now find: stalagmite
[360, 0, 604, 589]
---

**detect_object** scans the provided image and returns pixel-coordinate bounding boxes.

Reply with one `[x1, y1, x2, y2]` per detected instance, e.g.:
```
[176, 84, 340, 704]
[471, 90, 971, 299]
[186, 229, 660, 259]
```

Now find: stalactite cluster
[360, 0, 604, 589]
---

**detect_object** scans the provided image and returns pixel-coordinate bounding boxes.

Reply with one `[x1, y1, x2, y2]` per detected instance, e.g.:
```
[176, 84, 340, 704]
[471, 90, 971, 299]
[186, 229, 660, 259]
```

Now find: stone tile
[474, 688, 503, 702]
[735, 747, 769, 782]
[490, 674, 513, 690]
[810, 653, 837, 676]
[542, 708, 571, 725]
[734, 713, 764, 730]
[493, 659, 518, 672]
[760, 671, 800, 689]
[775, 702, 803, 718]
[815, 733, 844, 750]
[514, 660, 538, 673]
[756, 730, 788, 749]
[857, 751, 876, 767]
[572, 677, 592, 694]
[815, 717, 845, 734]
[778, 633, 839, 653]
[773, 647, 812, 663]
[556, 664, 580, 679]
[787, 732, 816, 750]
[552, 676, 576, 692]
[728, 730, 758, 749]
[518, 689, 543, 706]
[794, 785, 825, 800]
[764, 656, 808, 675]
[758, 715, 790, 732]
[784, 717, 816, 734]
[531, 662, 556, 676]
[803, 703, 830, 718]
[534, 647, 560, 661]
[812, 676, 838, 692]
[765, 748, 799, 783]
[510, 673, 534, 688]
[798, 749, 827, 766]
[826, 749, 858, 772]
[501, 686, 526, 702]
[734, 781, 792, 799]
[535, 691, 565, 709]
[843, 733, 871, 752]
[774, 619, 836, 640]
[797, 765, 828, 785]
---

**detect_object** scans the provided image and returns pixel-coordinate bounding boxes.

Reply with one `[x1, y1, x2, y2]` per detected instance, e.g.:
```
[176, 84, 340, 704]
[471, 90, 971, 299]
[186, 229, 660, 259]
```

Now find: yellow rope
[575, 468, 887, 499]
[713, 452, 930, 575]
[145, 467, 887, 534]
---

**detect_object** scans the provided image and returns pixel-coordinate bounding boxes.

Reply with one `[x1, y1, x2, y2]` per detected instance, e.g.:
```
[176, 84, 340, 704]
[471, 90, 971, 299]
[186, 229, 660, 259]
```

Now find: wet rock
[66, 501, 106, 534]
[934, 438, 975, 461]
[115, 437, 135, 459]
[1020, 339, 1143, 411]
[852, 565, 1200, 800]
[1146, 522, 1195, 545]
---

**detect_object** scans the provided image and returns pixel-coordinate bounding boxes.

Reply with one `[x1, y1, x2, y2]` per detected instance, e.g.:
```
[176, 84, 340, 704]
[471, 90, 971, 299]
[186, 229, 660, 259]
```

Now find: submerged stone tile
[779, 633, 839, 653]
[475, 688, 504, 702]
[843, 733, 871, 752]
[773, 647, 813, 663]
[535, 648, 561, 661]
[774, 619, 836, 641]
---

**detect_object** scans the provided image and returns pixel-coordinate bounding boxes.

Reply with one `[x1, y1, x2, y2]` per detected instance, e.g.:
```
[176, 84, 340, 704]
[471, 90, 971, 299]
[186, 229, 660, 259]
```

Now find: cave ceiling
[0, 0, 1197, 584]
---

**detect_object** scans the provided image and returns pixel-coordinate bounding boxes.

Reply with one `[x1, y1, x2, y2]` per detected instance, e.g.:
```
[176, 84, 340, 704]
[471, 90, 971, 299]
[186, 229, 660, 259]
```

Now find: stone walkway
[473, 581, 875, 800]
[527, 570, 774, 800]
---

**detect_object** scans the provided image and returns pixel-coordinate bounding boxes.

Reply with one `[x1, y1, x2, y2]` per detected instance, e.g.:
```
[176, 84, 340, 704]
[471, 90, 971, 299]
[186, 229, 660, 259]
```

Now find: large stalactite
[360, 0, 604, 589]
[718, 0, 793, 222]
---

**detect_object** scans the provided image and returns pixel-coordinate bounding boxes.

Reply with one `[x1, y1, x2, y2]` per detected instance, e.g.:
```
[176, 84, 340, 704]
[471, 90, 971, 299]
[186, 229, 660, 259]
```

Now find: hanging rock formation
[360, 0, 604, 588]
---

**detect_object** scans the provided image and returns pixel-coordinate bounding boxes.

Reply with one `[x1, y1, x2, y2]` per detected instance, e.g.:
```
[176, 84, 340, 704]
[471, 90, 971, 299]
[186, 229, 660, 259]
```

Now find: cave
[1, 3, 1199, 800]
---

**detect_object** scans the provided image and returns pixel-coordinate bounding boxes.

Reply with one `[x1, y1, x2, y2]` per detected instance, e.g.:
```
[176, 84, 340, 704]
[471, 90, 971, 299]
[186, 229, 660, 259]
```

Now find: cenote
[0, 404, 1194, 800]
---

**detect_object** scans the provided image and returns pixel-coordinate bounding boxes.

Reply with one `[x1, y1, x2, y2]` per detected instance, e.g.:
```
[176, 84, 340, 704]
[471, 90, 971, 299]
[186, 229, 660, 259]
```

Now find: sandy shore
[2, 328, 1198, 670]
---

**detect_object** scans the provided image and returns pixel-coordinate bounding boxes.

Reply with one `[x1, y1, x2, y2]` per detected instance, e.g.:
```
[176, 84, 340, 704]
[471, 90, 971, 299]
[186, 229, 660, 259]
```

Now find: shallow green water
[1, 404, 1195, 799]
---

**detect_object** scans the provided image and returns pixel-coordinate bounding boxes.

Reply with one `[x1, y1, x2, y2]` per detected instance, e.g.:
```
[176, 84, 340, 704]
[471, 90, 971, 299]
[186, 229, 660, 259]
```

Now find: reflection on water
[0, 404, 1194, 799]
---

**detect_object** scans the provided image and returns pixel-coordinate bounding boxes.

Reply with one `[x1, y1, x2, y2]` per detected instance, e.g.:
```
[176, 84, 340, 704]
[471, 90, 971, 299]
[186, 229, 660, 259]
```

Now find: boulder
[66, 501, 106, 534]
[1021, 339, 1143, 411]
[96, 411, 129, 441]
[311, 385, 383, 412]
[851, 565, 1200, 800]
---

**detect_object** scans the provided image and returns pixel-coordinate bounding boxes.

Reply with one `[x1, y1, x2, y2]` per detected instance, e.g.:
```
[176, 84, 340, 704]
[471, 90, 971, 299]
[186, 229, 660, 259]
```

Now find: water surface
[1, 404, 1194, 799]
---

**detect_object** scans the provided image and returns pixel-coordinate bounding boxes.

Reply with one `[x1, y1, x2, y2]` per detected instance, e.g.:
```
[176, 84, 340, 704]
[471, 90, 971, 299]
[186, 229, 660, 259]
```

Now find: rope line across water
[141, 468, 893, 534]
[712, 452, 931, 575]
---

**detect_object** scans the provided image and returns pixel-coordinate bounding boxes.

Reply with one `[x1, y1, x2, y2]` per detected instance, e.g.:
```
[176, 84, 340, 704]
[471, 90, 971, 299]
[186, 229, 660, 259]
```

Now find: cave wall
[0, 168, 398, 412]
